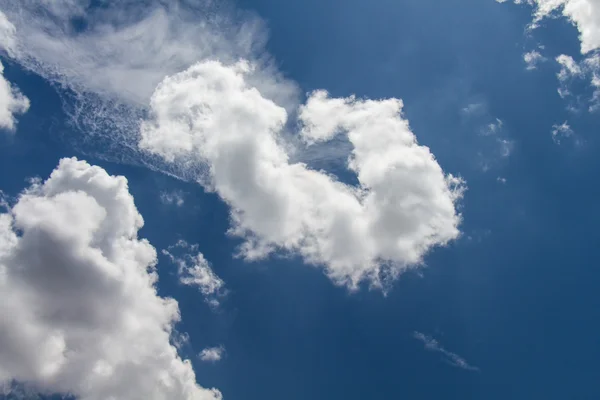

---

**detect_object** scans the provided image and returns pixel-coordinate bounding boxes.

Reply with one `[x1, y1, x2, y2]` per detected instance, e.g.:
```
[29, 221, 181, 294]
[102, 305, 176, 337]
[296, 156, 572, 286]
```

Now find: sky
[0, 0, 599, 399]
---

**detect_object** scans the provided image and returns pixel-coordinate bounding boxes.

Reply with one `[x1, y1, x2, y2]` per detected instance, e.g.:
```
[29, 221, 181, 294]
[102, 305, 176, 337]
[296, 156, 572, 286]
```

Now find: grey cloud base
[0, 158, 221, 400]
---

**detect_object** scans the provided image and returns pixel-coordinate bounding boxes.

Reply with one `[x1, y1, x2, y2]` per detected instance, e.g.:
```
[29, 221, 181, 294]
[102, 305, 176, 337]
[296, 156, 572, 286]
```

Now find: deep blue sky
[2, 0, 600, 399]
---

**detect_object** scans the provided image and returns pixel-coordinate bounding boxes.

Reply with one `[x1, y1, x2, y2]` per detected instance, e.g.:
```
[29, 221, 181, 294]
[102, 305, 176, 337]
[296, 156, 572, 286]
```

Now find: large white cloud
[0, 157, 221, 400]
[140, 60, 464, 289]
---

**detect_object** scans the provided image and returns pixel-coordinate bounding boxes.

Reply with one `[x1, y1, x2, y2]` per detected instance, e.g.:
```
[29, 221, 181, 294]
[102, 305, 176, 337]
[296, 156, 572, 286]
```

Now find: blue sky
[1, 0, 600, 399]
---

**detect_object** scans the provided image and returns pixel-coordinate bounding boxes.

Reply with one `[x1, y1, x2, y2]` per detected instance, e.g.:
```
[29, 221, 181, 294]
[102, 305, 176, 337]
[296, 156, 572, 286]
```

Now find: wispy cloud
[413, 331, 479, 372]
[163, 240, 227, 308]
[160, 190, 185, 207]
[523, 50, 546, 70]
[551, 121, 575, 144]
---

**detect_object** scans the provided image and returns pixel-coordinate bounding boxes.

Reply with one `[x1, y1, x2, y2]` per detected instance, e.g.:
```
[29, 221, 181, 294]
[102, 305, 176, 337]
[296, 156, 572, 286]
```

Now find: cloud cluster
[555, 53, 600, 110]
[500, 1, 600, 114]
[140, 60, 464, 289]
[0, 1, 465, 289]
[0, 158, 221, 400]
[523, 0, 600, 54]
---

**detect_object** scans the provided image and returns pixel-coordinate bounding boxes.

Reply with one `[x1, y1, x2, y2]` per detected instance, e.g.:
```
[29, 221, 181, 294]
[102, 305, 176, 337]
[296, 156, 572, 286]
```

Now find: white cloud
[0, 61, 29, 131]
[504, 1, 600, 112]
[523, 50, 546, 70]
[199, 347, 225, 363]
[0, 1, 299, 178]
[413, 332, 479, 371]
[0, 9, 17, 55]
[0, 157, 221, 400]
[526, 0, 600, 54]
[140, 60, 464, 289]
[552, 120, 575, 143]
[163, 241, 226, 307]
[556, 54, 584, 81]
[553, 54, 600, 110]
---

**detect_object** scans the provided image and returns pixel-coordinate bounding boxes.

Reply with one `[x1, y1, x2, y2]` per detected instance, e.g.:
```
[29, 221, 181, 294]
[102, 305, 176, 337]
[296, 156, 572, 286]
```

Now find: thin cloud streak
[413, 331, 479, 372]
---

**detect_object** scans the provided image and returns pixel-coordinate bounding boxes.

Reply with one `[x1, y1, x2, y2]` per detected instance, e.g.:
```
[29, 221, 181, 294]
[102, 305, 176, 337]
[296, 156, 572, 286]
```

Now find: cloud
[526, 0, 600, 55]
[0, 2, 465, 289]
[0, 0, 299, 178]
[461, 102, 514, 171]
[461, 102, 485, 116]
[0, 157, 221, 400]
[502, 1, 600, 112]
[557, 54, 584, 81]
[0, 61, 29, 131]
[160, 190, 185, 207]
[553, 54, 600, 110]
[199, 347, 225, 363]
[163, 241, 226, 307]
[139, 60, 464, 289]
[413, 332, 479, 372]
[523, 50, 546, 70]
[552, 120, 575, 143]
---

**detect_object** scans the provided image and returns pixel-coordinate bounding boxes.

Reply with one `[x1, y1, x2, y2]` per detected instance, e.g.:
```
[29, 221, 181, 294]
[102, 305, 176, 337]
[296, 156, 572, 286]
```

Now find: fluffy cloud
[0, 61, 29, 131]
[163, 241, 226, 307]
[199, 347, 225, 363]
[0, 158, 221, 400]
[140, 60, 464, 289]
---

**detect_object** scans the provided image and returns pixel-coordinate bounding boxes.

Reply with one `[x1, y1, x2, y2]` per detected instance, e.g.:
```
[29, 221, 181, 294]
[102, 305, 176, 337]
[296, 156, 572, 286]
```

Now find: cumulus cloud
[199, 347, 225, 363]
[0, 61, 29, 131]
[0, 158, 221, 400]
[413, 332, 479, 372]
[163, 240, 226, 307]
[140, 60, 464, 289]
